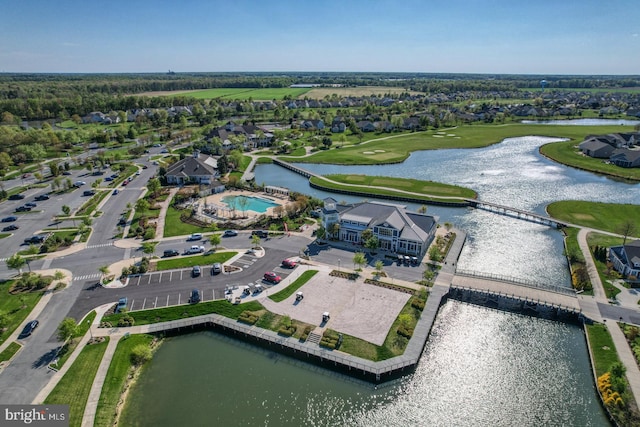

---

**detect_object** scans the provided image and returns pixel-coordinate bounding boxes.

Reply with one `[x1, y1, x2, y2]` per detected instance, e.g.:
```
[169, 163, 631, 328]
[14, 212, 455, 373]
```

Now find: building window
[378, 228, 393, 237]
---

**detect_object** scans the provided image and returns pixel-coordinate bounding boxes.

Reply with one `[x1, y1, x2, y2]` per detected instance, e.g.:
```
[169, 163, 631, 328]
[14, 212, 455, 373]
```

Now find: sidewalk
[81, 335, 122, 427]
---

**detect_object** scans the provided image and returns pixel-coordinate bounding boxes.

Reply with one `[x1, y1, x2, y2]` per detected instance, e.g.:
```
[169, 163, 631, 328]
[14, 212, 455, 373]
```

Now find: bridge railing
[455, 269, 576, 296]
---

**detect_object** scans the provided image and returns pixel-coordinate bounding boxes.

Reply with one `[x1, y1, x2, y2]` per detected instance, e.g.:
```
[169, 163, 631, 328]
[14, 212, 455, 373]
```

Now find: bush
[411, 298, 425, 311]
[278, 326, 296, 337]
[300, 326, 312, 341]
[117, 314, 135, 327]
[397, 325, 414, 338]
[130, 344, 152, 365]
[238, 311, 259, 325]
[143, 228, 155, 240]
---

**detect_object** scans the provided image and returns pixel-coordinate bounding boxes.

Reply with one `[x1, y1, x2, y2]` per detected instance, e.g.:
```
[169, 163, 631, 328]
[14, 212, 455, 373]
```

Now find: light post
[87, 320, 93, 340]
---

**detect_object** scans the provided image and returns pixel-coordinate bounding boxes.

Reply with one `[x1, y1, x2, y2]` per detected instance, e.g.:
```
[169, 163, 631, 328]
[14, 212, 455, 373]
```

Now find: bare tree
[618, 220, 638, 245]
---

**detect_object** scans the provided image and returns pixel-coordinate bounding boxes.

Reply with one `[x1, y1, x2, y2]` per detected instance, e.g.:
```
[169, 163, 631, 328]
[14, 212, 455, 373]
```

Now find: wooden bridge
[272, 159, 319, 178]
[450, 269, 580, 314]
[465, 199, 568, 229]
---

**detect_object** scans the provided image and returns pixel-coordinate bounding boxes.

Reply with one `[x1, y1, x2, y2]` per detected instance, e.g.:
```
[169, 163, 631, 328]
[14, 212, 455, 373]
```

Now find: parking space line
[148, 275, 151, 285]
[166, 294, 169, 307]
[154, 296, 158, 308]
[169, 271, 173, 282]
[180, 270, 183, 280]
[178, 294, 181, 305]
[136, 276, 141, 286]
[130, 299, 135, 310]
[141, 298, 146, 310]
[158, 272, 163, 283]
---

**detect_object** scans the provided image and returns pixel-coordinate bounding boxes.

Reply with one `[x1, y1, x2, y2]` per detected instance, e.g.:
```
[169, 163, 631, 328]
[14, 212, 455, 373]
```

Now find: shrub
[300, 326, 312, 342]
[117, 314, 135, 327]
[278, 326, 296, 337]
[397, 325, 414, 339]
[411, 298, 425, 311]
[143, 228, 155, 240]
[130, 344, 152, 365]
[238, 311, 259, 325]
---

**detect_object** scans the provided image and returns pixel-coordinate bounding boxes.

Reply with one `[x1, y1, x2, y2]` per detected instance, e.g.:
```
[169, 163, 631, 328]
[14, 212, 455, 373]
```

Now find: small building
[610, 240, 640, 280]
[165, 151, 220, 186]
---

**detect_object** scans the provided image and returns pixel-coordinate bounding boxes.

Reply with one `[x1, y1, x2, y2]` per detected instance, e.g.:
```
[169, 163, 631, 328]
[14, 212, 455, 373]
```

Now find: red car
[282, 259, 297, 269]
[263, 272, 282, 284]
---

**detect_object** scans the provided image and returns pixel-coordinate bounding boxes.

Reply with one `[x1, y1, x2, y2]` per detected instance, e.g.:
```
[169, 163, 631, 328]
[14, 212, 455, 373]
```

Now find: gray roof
[624, 240, 640, 266]
[166, 156, 216, 178]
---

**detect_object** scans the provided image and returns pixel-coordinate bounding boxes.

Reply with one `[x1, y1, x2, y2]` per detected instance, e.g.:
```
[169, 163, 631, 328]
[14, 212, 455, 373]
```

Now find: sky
[1, 0, 639, 75]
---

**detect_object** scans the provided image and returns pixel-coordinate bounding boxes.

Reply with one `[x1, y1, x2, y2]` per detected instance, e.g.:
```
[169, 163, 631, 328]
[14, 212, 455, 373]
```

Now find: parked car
[8, 194, 25, 200]
[190, 289, 201, 303]
[34, 194, 50, 201]
[116, 297, 128, 313]
[117, 217, 127, 226]
[187, 233, 203, 241]
[83, 190, 96, 196]
[163, 249, 179, 257]
[223, 230, 238, 237]
[105, 176, 113, 182]
[19, 320, 39, 338]
[15, 205, 32, 212]
[112, 189, 119, 195]
[192, 266, 201, 277]
[2, 216, 18, 222]
[24, 235, 46, 244]
[282, 259, 297, 269]
[92, 170, 104, 176]
[186, 245, 205, 254]
[211, 263, 222, 275]
[62, 171, 72, 175]
[251, 230, 268, 238]
[24, 202, 37, 208]
[263, 271, 282, 284]
[2, 224, 18, 231]
[73, 181, 86, 187]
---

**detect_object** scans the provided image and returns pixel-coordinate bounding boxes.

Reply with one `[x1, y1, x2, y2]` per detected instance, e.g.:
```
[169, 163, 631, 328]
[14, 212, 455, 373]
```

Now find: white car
[186, 245, 205, 254]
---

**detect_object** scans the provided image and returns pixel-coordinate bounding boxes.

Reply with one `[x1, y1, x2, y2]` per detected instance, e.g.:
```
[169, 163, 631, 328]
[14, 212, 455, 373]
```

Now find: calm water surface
[121, 302, 609, 426]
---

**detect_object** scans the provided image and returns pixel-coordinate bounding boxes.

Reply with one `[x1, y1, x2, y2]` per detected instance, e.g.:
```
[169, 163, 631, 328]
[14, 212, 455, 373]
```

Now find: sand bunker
[362, 151, 375, 154]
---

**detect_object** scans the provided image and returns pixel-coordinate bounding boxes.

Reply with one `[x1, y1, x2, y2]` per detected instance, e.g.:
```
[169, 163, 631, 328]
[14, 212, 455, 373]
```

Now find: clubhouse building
[320, 198, 437, 256]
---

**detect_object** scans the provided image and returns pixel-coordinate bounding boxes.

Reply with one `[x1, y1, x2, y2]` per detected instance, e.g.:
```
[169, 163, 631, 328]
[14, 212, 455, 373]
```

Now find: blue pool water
[221, 195, 279, 213]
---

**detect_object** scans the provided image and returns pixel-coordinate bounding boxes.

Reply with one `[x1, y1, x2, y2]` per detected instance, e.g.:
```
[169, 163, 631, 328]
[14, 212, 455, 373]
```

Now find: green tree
[98, 265, 110, 282]
[209, 234, 221, 249]
[57, 317, 78, 342]
[61, 205, 71, 216]
[330, 222, 340, 239]
[147, 178, 161, 196]
[374, 260, 384, 278]
[364, 236, 379, 251]
[141, 241, 158, 254]
[6, 254, 26, 275]
[423, 268, 435, 285]
[418, 205, 428, 214]
[353, 252, 366, 271]
[135, 198, 150, 212]
[251, 234, 261, 248]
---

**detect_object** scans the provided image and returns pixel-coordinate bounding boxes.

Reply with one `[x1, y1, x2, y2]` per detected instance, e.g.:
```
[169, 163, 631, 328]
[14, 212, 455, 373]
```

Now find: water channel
[122, 123, 640, 425]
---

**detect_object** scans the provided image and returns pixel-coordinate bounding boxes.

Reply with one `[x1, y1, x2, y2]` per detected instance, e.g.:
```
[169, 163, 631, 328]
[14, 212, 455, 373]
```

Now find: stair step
[306, 332, 322, 344]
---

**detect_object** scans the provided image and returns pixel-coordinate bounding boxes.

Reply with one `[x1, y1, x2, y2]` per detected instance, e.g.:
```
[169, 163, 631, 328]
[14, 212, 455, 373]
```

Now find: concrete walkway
[81, 335, 122, 427]
[153, 187, 179, 239]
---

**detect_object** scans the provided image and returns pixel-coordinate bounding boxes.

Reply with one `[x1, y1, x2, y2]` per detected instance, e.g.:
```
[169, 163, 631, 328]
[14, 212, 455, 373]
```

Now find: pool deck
[203, 190, 289, 218]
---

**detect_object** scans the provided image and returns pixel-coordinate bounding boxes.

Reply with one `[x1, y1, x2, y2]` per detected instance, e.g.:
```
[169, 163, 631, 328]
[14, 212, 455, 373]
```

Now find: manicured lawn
[163, 206, 210, 237]
[548, 201, 640, 235]
[0, 233, 10, 239]
[94, 334, 155, 427]
[238, 154, 252, 171]
[101, 300, 264, 326]
[45, 338, 109, 427]
[268, 270, 318, 302]
[0, 280, 45, 345]
[312, 174, 476, 202]
[586, 323, 620, 377]
[154, 251, 237, 271]
[281, 123, 631, 165]
[0, 342, 21, 363]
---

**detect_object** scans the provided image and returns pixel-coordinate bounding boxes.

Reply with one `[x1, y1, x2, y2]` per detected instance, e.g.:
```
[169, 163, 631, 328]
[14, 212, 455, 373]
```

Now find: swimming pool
[221, 195, 279, 213]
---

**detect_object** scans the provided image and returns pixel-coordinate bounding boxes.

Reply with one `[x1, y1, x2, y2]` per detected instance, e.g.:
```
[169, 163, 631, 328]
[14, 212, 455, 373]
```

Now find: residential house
[207, 121, 273, 150]
[301, 119, 325, 131]
[609, 149, 640, 168]
[610, 240, 640, 280]
[320, 198, 437, 256]
[578, 138, 617, 158]
[356, 120, 376, 132]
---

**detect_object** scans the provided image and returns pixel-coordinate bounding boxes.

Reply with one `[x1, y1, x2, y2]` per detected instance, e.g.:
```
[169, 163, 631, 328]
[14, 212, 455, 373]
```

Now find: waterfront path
[81, 335, 121, 427]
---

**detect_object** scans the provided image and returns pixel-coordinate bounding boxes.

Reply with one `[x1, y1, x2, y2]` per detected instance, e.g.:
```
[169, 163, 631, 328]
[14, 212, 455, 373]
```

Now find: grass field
[45, 338, 109, 427]
[101, 300, 263, 326]
[154, 251, 237, 270]
[315, 174, 477, 201]
[540, 140, 640, 181]
[282, 123, 632, 165]
[586, 323, 620, 376]
[0, 342, 21, 363]
[163, 206, 216, 237]
[304, 86, 421, 98]
[137, 87, 311, 100]
[94, 334, 155, 427]
[547, 201, 640, 236]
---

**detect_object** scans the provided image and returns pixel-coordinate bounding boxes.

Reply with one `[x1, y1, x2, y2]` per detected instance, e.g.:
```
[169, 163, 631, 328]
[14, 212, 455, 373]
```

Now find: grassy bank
[541, 141, 640, 181]
[0, 342, 21, 363]
[587, 233, 625, 298]
[282, 123, 630, 165]
[311, 174, 476, 203]
[101, 300, 263, 326]
[586, 323, 620, 377]
[548, 201, 640, 235]
[162, 206, 210, 237]
[44, 338, 109, 427]
[268, 270, 318, 302]
[94, 334, 155, 427]
[50, 311, 97, 370]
